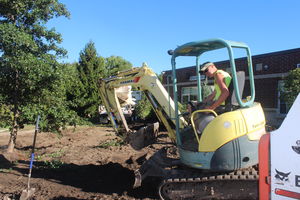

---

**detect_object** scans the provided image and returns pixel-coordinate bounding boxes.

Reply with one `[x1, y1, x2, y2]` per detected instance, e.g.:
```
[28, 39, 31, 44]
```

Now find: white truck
[259, 93, 300, 199]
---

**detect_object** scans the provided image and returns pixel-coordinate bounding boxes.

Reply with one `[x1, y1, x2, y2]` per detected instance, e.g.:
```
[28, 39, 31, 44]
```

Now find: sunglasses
[199, 68, 209, 74]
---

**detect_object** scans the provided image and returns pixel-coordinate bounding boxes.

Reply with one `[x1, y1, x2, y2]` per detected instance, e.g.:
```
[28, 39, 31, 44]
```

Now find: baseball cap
[199, 62, 214, 73]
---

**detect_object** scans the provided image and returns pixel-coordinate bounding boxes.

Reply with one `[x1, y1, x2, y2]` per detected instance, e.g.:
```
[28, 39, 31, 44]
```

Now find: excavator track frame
[159, 167, 259, 200]
[134, 147, 259, 200]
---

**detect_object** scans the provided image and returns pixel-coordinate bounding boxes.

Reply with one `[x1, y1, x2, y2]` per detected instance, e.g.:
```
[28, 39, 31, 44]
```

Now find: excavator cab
[169, 38, 266, 171]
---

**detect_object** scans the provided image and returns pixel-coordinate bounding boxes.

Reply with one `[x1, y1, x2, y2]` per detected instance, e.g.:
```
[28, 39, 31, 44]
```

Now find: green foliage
[157, 72, 163, 82]
[266, 124, 278, 132]
[36, 149, 65, 160]
[96, 139, 125, 149]
[105, 56, 132, 76]
[282, 68, 300, 107]
[0, 0, 70, 57]
[73, 43, 133, 121]
[0, 104, 12, 128]
[0, 168, 12, 173]
[36, 149, 65, 169]
[41, 160, 64, 169]
[73, 41, 106, 120]
[178, 102, 186, 113]
[21, 63, 83, 132]
[135, 93, 155, 120]
[61, 63, 88, 125]
[0, 1, 135, 138]
[0, 1, 74, 144]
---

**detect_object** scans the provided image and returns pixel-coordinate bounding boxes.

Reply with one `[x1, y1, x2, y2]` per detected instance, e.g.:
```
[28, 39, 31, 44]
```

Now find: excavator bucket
[126, 122, 159, 150]
[133, 147, 180, 188]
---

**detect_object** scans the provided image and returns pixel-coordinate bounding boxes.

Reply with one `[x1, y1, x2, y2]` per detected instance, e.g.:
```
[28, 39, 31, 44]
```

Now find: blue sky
[48, 0, 300, 74]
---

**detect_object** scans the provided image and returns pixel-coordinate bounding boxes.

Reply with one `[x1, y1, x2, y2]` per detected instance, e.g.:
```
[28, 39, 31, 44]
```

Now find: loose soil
[0, 126, 171, 200]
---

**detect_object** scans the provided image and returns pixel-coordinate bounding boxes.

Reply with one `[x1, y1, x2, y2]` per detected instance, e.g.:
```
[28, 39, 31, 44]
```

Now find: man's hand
[205, 105, 216, 110]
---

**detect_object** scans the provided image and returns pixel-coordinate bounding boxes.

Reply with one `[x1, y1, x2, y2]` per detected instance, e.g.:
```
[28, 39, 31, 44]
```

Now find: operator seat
[225, 71, 245, 111]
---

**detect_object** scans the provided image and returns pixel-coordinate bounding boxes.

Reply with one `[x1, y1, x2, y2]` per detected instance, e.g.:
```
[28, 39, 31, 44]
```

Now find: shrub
[282, 68, 300, 107]
[135, 94, 155, 120]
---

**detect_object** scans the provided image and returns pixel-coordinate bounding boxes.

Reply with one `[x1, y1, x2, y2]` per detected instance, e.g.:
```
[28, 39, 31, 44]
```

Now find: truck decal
[275, 169, 291, 183]
[292, 140, 300, 154]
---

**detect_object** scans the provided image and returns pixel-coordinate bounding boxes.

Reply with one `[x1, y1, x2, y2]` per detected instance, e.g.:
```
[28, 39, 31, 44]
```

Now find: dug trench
[0, 126, 169, 200]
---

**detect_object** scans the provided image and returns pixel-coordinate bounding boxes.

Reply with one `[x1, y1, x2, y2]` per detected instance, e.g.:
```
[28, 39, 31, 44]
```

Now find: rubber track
[159, 167, 259, 200]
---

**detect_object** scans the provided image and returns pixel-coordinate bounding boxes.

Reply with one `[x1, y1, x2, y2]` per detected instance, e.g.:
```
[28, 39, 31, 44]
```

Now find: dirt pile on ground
[0, 126, 168, 200]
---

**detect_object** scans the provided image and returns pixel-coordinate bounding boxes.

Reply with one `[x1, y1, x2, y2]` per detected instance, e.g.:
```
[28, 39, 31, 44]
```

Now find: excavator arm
[99, 63, 187, 149]
[99, 81, 130, 134]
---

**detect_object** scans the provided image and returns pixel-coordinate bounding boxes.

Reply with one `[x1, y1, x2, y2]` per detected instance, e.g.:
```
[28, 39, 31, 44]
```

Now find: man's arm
[203, 90, 216, 103]
[206, 73, 229, 110]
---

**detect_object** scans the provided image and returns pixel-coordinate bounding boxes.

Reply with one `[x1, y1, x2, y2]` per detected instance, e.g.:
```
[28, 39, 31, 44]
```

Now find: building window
[181, 86, 214, 103]
[189, 75, 205, 81]
[297, 63, 300, 68]
[132, 91, 142, 102]
[256, 63, 263, 71]
[189, 76, 197, 81]
[263, 65, 269, 70]
[278, 80, 288, 115]
[181, 87, 198, 103]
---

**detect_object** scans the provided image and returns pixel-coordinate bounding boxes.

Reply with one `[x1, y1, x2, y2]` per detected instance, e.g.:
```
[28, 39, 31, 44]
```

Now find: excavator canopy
[172, 38, 249, 57]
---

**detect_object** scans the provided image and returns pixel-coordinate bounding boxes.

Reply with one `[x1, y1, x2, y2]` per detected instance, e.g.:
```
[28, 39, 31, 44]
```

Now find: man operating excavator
[199, 62, 232, 113]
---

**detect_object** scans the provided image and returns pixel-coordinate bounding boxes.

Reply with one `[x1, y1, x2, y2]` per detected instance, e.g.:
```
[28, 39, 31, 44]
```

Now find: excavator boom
[99, 63, 187, 148]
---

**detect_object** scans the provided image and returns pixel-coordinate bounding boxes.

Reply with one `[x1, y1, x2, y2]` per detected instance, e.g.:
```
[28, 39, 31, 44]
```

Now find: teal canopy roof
[172, 38, 249, 57]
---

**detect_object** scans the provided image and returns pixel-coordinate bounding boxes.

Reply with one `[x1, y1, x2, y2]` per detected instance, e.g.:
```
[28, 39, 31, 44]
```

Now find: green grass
[42, 160, 64, 169]
[0, 168, 12, 173]
[36, 149, 65, 161]
[35, 149, 65, 169]
[96, 139, 125, 149]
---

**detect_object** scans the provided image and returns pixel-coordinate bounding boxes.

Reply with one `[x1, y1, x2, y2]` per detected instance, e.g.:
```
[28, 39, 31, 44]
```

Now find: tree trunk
[7, 70, 20, 153]
[7, 114, 19, 153]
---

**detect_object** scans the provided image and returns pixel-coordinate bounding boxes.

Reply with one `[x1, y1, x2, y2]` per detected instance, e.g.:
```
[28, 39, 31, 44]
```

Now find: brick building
[162, 48, 300, 126]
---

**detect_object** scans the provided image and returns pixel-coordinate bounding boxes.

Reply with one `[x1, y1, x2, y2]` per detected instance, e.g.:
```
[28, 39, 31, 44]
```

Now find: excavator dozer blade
[133, 147, 180, 188]
[126, 122, 159, 150]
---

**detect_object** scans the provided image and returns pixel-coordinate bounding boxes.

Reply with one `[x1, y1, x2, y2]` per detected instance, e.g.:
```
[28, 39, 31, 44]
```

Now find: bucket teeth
[133, 170, 142, 188]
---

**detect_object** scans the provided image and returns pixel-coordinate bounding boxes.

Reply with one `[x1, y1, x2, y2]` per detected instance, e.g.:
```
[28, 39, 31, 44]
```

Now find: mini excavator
[99, 38, 267, 199]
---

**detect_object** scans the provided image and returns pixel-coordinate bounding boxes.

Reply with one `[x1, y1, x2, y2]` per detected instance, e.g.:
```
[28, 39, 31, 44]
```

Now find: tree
[64, 62, 85, 117]
[282, 68, 300, 107]
[21, 63, 81, 132]
[0, 0, 70, 152]
[75, 41, 106, 120]
[74, 44, 133, 121]
[105, 56, 132, 76]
